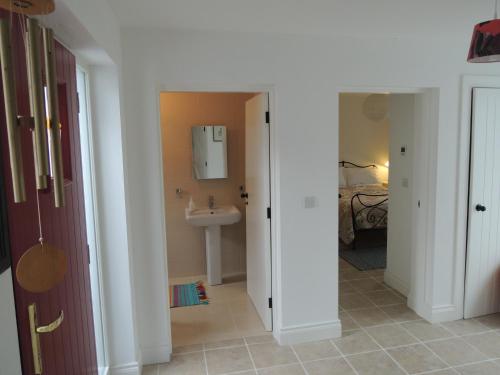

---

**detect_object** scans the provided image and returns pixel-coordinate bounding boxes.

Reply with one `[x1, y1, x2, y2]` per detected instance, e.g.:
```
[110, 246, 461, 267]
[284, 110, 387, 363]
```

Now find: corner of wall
[384, 270, 410, 297]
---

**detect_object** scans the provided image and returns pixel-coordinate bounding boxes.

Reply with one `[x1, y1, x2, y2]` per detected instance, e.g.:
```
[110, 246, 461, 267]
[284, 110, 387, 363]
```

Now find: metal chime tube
[0, 19, 26, 203]
[25, 41, 46, 190]
[43, 28, 64, 207]
[26, 18, 48, 190]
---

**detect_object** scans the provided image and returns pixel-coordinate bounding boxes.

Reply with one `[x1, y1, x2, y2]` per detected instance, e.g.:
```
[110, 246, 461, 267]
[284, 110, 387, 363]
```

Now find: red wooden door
[0, 12, 98, 375]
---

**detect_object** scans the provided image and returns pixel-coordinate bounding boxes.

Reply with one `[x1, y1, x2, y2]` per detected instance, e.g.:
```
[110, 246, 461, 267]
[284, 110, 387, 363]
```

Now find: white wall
[385, 94, 416, 296]
[0, 269, 22, 375]
[89, 66, 141, 373]
[339, 93, 390, 168]
[49, 0, 122, 65]
[119, 26, 498, 359]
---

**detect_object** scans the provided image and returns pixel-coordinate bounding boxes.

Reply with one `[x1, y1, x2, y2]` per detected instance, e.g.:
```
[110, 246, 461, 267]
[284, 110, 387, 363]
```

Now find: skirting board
[383, 270, 409, 297]
[276, 320, 341, 345]
[430, 304, 459, 323]
[407, 296, 459, 324]
[142, 344, 172, 365]
[108, 362, 141, 375]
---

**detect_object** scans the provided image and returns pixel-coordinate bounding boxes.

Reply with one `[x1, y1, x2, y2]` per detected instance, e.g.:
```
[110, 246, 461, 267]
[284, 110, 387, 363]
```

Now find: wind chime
[0, 0, 67, 293]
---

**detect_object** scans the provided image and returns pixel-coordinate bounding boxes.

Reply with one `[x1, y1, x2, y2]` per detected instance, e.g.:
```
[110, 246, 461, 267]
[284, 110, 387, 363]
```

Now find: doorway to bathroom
[159, 91, 273, 348]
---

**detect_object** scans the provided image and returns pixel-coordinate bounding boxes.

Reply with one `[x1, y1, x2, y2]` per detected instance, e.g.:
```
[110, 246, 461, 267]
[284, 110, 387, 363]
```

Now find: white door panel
[245, 93, 272, 331]
[464, 88, 500, 318]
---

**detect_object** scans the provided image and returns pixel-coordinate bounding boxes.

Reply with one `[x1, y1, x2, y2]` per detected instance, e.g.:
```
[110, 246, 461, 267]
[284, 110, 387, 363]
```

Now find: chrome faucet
[208, 195, 215, 209]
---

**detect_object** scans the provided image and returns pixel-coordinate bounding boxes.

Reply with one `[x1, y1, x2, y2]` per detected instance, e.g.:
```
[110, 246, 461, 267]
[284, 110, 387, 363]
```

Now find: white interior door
[245, 93, 272, 331]
[464, 88, 500, 319]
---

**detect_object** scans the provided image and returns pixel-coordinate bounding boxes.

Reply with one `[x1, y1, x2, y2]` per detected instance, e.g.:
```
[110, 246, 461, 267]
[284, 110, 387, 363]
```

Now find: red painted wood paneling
[0, 11, 97, 375]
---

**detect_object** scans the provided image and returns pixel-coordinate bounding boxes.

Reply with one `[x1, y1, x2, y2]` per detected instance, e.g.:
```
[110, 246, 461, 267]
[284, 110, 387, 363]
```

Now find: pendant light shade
[468, 19, 500, 62]
[468, 0, 500, 62]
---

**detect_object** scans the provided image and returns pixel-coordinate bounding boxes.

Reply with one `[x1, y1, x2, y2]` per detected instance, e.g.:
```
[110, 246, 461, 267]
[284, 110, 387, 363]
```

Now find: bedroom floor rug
[339, 245, 387, 271]
[170, 281, 209, 308]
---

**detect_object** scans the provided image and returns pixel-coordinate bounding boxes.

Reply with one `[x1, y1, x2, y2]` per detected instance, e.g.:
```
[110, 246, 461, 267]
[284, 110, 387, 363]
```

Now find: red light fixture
[468, 0, 500, 62]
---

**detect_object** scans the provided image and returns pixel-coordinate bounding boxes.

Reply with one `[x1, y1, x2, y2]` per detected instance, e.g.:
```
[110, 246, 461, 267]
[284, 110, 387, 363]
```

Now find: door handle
[240, 192, 248, 199]
[475, 204, 487, 212]
[37, 310, 64, 333]
[29, 304, 64, 374]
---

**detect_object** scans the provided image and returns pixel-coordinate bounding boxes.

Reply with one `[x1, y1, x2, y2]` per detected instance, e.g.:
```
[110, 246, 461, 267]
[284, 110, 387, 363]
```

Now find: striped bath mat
[170, 281, 209, 308]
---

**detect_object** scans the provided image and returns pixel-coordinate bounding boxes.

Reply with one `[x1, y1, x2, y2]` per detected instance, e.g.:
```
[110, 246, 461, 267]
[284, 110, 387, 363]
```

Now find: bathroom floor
[169, 276, 267, 348]
[144, 264, 500, 374]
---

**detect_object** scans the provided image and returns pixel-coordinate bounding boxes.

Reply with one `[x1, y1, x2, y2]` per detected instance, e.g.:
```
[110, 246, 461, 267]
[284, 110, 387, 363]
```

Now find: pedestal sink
[185, 205, 241, 285]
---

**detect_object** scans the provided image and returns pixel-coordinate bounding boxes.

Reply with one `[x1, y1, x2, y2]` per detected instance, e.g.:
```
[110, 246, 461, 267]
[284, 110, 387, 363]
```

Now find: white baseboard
[384, 270, 409, 297]
[108, 362, 141, 375]
[141, 344, 172, 365]
[430, 304, 459, 323]
[276, 320, 342, 345]
[407, 295, 459, 324]
[222, 271, 247, 281]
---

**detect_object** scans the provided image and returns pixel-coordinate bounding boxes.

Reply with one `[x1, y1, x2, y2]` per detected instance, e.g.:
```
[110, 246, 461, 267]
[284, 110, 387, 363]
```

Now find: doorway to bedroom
[338, 92, 420, 325]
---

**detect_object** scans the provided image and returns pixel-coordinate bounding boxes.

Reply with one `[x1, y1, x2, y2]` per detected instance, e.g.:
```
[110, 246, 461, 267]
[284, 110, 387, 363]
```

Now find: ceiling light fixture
[468, 0, 500, 62]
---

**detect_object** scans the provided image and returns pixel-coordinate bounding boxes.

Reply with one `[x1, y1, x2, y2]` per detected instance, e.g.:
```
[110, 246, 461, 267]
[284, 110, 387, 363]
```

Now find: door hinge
[267, 207, 271, 219]
[76, 92, 80, 114]
[265, 111, 270, 124]
[87, 244, 90, 264]
[268, 297, 272, 309]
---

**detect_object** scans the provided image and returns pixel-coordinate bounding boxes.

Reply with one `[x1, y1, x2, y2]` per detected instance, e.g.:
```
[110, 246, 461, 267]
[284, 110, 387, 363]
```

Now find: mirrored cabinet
[192, 125, 228, 180]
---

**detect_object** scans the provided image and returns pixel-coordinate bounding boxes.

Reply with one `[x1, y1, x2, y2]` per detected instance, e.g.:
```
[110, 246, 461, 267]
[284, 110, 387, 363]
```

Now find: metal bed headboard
[339, 161, 377, 169]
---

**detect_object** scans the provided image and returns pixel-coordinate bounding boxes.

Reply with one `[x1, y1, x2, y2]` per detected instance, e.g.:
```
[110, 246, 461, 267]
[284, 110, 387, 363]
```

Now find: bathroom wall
[339, 93, 390, 178]
[160, 92, 254, 278]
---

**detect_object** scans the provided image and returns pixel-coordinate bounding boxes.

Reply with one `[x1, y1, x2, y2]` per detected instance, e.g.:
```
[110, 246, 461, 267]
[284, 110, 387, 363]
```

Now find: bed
[338, 161, 388, 247]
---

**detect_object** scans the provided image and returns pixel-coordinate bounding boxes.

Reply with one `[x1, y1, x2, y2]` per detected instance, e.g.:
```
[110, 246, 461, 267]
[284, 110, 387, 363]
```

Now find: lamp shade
[468, 19, 500, 62]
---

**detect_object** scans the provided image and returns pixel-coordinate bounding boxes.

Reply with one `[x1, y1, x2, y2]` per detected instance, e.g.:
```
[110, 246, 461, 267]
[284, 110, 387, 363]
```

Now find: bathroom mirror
[192, 125, 228, 179]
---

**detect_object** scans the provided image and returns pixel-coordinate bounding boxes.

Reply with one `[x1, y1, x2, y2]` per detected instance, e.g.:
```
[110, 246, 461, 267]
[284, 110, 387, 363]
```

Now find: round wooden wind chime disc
[0, 0, 55, 15]
[16, 242, 67, 293]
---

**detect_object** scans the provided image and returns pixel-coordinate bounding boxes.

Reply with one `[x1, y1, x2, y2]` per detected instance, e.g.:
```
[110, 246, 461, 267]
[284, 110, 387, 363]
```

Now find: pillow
[339, 167, 347, 187]
[344, 167, 380, 186]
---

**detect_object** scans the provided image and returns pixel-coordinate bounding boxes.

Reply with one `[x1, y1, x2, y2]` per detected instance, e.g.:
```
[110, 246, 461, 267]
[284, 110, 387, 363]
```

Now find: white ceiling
[107, 0, 493, 37]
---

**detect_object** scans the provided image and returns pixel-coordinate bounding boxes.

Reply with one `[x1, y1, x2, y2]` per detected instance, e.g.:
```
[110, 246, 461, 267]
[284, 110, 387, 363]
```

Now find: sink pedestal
[205, 225, 222, 285]
[185, 205, 241, 286]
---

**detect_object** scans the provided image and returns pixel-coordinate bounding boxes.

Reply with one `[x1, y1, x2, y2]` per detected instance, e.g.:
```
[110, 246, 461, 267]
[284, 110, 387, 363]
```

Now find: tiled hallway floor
[144, 263, 500, 374]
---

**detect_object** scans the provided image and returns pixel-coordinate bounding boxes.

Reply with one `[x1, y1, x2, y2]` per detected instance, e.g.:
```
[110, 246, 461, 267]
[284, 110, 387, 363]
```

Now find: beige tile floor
[144, 262, 500, 374]
[169, 276, 268, 347]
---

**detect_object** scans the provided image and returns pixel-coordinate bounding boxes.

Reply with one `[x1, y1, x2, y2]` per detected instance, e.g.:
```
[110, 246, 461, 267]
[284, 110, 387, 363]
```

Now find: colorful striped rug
[169, 281, 209, 308]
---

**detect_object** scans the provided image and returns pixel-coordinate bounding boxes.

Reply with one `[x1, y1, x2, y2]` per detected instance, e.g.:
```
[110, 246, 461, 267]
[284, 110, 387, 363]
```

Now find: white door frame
[155, 84, 280, 341]
[336, 86, 440, 322]
[457, 75, 500, 319]
[76, 64, 109, 375]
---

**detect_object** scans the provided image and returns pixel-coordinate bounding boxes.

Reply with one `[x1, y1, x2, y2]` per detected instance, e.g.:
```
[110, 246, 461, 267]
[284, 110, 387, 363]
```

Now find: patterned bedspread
[339, 184, 388, 245]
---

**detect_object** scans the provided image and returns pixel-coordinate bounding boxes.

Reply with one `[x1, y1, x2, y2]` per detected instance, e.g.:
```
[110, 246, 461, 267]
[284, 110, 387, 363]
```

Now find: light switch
[402, 178, 409, 188]
[304, 196, 317, 209]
